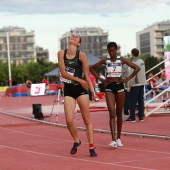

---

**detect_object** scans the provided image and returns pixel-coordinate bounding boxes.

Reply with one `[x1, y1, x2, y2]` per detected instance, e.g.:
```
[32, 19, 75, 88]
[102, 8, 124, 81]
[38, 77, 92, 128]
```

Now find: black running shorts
[105, 82, 125, 94]
[64, 83, 88, 99]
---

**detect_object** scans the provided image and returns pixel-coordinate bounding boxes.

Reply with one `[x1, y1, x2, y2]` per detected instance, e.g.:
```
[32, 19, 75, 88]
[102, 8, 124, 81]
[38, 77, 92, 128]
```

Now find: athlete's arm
[80, 51, 97, 95]
[90, 58, 107, 84]
[120, 57, 140, 83]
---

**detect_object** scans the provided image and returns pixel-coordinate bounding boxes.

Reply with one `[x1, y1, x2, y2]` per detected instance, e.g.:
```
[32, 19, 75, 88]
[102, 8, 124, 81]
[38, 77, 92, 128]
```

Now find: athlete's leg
[77, 94, 94, 144]
[64, 96, 79, 142]
[105, 92, 116, 141]
[115, 92, 125, 139]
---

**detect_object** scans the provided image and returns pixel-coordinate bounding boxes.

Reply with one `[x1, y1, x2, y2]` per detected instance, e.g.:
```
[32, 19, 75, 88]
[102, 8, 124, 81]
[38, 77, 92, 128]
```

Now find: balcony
[155, 49, 164, 52]
[154, 41, 163, 45]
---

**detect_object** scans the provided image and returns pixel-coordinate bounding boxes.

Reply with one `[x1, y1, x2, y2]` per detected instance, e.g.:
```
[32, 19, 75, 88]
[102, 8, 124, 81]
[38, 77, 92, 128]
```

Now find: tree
[0, 61, 58, 86]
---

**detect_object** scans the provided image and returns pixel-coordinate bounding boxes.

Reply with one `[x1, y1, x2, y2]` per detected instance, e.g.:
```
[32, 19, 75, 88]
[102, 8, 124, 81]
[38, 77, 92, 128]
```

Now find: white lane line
[0, 126, 170, 155]
[0, 144, 156, 170]
[0, 111, 170, 140]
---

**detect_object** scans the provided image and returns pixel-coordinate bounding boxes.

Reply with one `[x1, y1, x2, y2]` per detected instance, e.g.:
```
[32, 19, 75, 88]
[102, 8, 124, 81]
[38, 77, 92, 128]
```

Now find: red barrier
[5, 83, 64, 96]
[96, 92, 105, 99]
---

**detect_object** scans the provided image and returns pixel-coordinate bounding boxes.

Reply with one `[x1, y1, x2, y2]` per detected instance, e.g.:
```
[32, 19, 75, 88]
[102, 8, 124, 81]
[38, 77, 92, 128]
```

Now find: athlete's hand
[98, 77, 107, 84]
[79, 79, 89, 91]
[126, 87, 131, 92]
[92, 93, 100, 102]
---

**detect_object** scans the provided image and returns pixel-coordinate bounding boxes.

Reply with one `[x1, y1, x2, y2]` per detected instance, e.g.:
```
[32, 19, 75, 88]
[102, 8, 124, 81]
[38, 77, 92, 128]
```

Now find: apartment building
[60, 27, 110, 59]
[36, 46, 49, 62]
[0, 26, 36, 64]
[136, 20, 170, 59]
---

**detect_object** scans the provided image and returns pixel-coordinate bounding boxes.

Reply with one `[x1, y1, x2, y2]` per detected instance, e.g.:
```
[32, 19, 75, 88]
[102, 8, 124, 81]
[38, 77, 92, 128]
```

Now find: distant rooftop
[61, 27, 108, 38]
[0, 26, 34, 35]
[144, 20, 170, 29]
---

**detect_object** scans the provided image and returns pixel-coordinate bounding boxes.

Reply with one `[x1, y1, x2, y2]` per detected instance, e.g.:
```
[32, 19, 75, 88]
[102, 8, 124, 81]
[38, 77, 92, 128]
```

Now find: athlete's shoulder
[79, 50, 87, 58]
[58, 50, 64, 55]
[120, 56, 126, 60]
[57, 50, 65, 59]
[79, 50, 86, 55]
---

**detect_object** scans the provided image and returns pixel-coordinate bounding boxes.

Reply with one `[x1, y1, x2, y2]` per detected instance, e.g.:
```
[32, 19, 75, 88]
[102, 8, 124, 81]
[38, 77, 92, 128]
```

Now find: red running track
[0, 94, 170, 169]
[0, 114, 170, 170]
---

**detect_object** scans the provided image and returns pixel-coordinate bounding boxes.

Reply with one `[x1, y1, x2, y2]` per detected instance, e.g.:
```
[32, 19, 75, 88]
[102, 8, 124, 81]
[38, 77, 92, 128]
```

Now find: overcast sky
[1, 0, 170, 62]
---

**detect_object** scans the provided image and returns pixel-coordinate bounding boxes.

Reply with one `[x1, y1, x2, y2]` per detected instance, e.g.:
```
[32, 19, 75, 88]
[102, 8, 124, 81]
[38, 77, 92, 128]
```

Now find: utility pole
[7, 32, 12, 86]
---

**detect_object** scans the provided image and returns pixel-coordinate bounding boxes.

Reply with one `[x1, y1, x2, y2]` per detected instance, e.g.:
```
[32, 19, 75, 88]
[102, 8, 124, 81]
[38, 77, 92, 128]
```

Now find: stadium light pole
[7, 32, 12, 86]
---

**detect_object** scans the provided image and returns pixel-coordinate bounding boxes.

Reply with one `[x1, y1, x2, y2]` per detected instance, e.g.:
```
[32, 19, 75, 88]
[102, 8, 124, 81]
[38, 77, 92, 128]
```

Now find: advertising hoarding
[163, 36, 170, 80]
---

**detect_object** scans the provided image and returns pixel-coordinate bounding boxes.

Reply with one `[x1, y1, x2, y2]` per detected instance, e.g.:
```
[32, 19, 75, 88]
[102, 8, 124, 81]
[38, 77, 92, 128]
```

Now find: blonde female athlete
[58, 34, 98, 157]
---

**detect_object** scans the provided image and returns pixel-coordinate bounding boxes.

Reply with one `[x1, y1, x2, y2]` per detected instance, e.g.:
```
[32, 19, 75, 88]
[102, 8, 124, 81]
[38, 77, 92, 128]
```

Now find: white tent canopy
[44, 67, 60, 77]
[87, 54, 100, 66]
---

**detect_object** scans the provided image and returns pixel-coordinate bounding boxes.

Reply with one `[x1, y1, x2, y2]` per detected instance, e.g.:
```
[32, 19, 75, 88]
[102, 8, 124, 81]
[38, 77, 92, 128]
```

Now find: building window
[20, 37, 24, 42]
[0, 53, 5, 58]
[20, 52, 25, 57]
[2, 44, 6, 51]
[140, 39, 150, 46]
[27, 52, 34, 58]
[26, 37, 33, 42]
[15, 51, 19, 56]
[156, 45, 163, 49]
[26, 44, 33, 50]
[15, 37, 19, 43]
[141, 46, 150, 54]
[140, 32, 150, 40]
[10, 44, 13, 50]
[15, 44, 19, 50]
[19, 44, 23, 50]
[0, 38, 4, 43]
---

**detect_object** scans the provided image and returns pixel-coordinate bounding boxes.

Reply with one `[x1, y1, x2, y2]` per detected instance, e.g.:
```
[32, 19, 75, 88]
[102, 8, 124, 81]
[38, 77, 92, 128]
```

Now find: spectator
[160, 68, 166, 81]
[147, 73, 157, 97]
[25, 79, 32, 96]
[42, 77, 49, 93]
[155, 75, 163, 86]
[124, 48, 147, 122]
[42, 77, 49, 86]
[147, 73, 157, 90]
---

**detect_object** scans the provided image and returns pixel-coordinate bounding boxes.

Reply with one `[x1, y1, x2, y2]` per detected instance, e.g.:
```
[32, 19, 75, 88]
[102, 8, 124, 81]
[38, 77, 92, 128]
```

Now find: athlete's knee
[66, 120, 74, 127]
[109, 111, 116, 119]
[116, 112, 123, 119]
[84, 119, 92, 127]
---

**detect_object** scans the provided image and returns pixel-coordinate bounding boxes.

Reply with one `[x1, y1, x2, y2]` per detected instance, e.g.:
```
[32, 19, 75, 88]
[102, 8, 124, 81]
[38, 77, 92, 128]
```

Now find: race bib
[106, 63, 121, 77]
[60, 67, 75, 83]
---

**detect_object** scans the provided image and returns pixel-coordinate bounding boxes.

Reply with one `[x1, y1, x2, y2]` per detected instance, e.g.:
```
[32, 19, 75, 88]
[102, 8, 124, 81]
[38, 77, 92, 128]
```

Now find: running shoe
[116, 138, 123, 147]
[70, 140, 81, 155]
[89, 148, 97, 157]
[139, 118, 144, 122]
[124, 118, 136, 122]
[108, 141, 117, 148]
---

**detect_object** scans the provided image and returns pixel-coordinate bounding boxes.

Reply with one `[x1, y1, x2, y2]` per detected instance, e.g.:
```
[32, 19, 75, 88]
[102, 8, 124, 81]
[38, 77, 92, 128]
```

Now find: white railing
[145, 79, 167, 98]
[145, 58, 168, 74]
[144, 56, 170, 117]
[145, 87, 170, 117]
[144, 58, 170, 116]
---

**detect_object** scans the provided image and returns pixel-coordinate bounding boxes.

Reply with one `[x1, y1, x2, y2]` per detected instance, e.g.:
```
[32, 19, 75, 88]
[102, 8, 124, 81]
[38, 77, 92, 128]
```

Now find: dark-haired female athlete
[90, 42, 140, 148]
